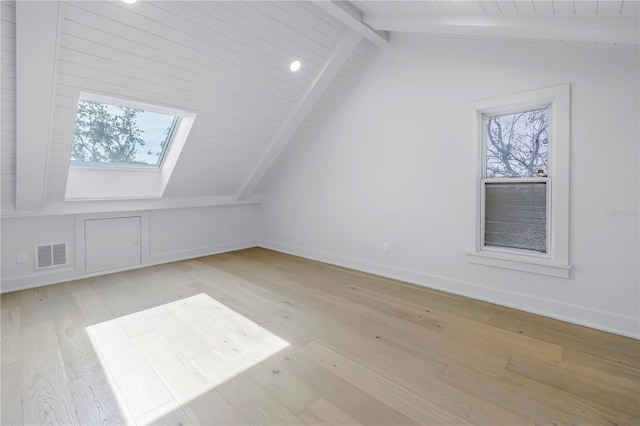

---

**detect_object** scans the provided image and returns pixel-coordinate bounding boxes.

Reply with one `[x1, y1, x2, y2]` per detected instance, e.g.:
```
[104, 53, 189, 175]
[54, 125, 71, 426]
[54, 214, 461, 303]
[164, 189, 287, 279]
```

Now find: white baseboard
[1, 240, 257, 294]
[259, 239, 640, 339]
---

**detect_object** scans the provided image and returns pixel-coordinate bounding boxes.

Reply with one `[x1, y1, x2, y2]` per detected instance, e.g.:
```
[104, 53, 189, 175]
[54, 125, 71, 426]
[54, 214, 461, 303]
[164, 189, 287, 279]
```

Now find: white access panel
[85, 216, 141, 274]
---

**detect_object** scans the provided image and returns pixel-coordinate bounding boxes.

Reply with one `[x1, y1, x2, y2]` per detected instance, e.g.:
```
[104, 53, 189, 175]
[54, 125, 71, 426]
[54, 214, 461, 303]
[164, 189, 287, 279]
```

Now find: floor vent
[36, 242, 67, 270]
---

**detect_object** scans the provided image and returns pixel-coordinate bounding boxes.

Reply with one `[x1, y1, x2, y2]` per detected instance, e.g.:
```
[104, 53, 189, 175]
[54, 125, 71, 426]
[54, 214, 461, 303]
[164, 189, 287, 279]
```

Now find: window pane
[484, 182, 547, 252]
[71, 100, 177, 167]
[485, 107, 548, 178]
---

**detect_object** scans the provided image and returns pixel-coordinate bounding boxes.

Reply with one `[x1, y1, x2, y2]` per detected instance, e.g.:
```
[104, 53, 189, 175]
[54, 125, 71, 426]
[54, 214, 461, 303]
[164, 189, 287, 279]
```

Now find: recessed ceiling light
[122, 0, 137, 4]
[289, 60, 301, 72]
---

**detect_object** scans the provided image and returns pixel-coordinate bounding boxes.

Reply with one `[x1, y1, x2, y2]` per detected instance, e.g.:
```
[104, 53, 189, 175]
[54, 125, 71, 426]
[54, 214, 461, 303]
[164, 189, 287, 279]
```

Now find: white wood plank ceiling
[352, 1, 639, 16]
[44, 1, 357, 201]
[1, 1, 637, 212]
[1, 1, 16, 207]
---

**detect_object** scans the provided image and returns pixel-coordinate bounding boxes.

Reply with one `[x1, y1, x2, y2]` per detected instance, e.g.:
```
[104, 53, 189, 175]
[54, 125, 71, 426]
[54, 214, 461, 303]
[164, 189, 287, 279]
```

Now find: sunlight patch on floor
[86, 293, 289, 424]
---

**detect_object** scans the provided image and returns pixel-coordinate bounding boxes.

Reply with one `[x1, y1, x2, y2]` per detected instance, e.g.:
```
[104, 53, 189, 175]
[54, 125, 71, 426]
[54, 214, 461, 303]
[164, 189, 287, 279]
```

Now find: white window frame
[466, 84, 571, 278]
[64, 91, 196, 201]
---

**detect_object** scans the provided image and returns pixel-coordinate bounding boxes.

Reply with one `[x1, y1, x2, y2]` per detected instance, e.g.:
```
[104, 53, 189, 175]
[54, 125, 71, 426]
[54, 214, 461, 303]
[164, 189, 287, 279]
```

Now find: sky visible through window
[71, 100, 177, 167]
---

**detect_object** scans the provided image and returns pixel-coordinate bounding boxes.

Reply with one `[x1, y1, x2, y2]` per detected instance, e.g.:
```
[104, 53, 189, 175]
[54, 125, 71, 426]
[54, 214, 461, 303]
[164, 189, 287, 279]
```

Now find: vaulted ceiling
[1, 1, 637, 215]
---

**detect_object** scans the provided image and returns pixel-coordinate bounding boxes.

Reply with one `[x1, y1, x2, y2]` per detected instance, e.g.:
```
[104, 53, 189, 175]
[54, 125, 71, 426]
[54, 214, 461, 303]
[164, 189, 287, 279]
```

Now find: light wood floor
[1, 248, 639, 425]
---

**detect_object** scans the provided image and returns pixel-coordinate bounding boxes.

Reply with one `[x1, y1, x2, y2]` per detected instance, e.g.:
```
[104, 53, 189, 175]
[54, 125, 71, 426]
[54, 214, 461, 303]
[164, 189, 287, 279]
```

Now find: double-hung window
[467, 85, 571, 278]
[483, 106, 549, 253]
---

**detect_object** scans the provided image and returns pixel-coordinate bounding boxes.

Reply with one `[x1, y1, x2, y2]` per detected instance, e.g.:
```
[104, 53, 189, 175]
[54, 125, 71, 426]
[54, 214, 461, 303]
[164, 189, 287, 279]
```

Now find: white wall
[1, 204, 259, 292]
[260, 34, 640, 338]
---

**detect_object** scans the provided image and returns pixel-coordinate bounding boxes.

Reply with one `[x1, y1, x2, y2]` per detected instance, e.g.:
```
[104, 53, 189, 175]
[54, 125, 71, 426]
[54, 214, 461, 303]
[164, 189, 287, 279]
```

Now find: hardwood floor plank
[86, 319, 174, 419]
[216, 373, 302, 425]
[1, 361, 23, 426]
[487, 314, 640, 367]
[0, 291, 21, 312]
[134, 399, 194, 426]
[563, 348, 640, 383]
[296, 336, 528, 425]
[298, 397, 362, 426]
[247, 351, 319, 415]
[69, 370, 135, 425]
[320, 303, 511, 371]
[53, 300, 104, 381]
[69, 283, 103, 307]
[79, 301, 114, 325]
[1, 305, 20, 364]
[182, 388, 248, 425]
[506, 355, 640, 417]
[439, 363, 619, 425]
[268, 348, 418, 425]
[441, 316, 564, 363]
[132, 331, 213, 404]
[299, 340, 471, 425]
[22, 321, 79, 425]
[19, 298, 53, 328]
[201, 254, 335, 313]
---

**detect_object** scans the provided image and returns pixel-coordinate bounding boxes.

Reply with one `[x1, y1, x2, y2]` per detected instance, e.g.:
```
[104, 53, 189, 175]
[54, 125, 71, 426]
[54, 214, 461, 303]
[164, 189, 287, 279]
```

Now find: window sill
[466, 250, 571, 278]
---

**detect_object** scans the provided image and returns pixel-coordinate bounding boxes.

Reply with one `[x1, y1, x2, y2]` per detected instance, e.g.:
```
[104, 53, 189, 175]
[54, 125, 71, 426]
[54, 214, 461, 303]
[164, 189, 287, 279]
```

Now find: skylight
[71, 98, 178, 168]
[65, 92, 196, 200]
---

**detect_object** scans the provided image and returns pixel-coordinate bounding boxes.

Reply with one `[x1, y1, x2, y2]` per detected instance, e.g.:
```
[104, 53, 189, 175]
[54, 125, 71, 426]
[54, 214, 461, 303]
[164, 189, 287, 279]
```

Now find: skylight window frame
[64, 91, 197, 201]
[70, 92, 181, 169]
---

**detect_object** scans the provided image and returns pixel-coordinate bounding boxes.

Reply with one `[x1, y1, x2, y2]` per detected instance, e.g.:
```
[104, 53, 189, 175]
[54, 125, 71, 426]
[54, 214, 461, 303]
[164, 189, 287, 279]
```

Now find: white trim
[1, 195, 261, 218]
[470, 84, 571, 277]
[466, 250, 570, 278]
[259, 240, 638, 339]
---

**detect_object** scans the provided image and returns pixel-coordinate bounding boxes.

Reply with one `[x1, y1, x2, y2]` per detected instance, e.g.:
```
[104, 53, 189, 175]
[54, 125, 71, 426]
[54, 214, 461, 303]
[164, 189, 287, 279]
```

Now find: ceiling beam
[363, 14, 639, 45]
[237, 30, 362, 201]
[314, 1, 388, 45]
[15, 1, 60, 212]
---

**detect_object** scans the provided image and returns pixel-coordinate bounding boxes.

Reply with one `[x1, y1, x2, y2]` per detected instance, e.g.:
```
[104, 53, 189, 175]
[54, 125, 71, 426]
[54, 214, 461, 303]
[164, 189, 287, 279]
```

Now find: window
[71, 99, 178, 167]
[467, 85, 571, 278]
[65, 92, 196, 200]
[483, 106, 549, 254]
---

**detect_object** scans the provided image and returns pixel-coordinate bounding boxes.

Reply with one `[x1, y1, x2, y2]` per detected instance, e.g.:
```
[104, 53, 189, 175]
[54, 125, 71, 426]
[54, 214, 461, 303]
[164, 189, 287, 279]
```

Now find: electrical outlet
[16, 251, 27, 264]
[383, 243, 389, 253]
[224, 227, 230, 235]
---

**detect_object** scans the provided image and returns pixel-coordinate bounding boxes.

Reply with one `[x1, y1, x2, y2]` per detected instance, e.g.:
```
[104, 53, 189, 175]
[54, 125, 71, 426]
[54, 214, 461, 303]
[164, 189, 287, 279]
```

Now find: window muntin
[71, 99, 178, 168]
[481, 105, 550, 254]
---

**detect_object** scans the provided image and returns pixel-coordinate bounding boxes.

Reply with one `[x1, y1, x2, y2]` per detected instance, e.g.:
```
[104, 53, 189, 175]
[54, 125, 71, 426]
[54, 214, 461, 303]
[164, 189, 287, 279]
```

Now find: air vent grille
[36, 243, 67, 270]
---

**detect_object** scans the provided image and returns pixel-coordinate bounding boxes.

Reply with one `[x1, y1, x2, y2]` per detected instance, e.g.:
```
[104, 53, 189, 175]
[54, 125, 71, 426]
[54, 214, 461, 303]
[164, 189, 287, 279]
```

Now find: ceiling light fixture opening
[289, 60, 301, 72]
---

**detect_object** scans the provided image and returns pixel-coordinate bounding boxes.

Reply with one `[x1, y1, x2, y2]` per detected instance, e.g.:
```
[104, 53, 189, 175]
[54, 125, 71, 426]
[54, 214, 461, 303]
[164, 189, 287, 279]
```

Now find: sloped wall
[260, 34, 640, 337]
